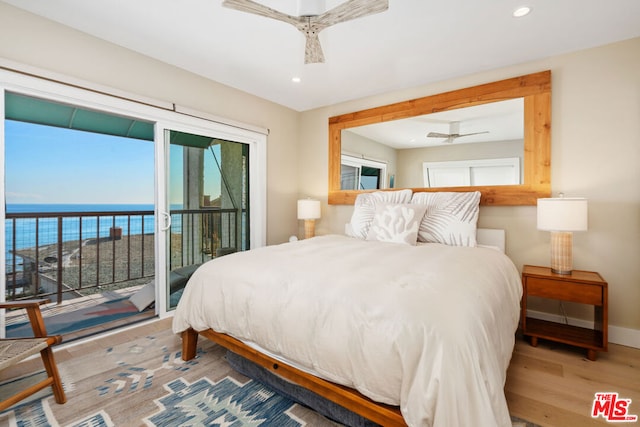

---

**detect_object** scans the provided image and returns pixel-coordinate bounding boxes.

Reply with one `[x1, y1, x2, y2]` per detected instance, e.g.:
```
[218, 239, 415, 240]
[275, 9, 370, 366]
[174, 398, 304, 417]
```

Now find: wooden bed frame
[181, 327, 407, 426]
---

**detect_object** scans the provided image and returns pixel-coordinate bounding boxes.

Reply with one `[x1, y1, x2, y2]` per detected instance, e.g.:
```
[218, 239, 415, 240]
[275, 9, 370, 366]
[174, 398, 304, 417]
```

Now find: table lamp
[537, 197, 588, 275]
[297, 199, 321, 239]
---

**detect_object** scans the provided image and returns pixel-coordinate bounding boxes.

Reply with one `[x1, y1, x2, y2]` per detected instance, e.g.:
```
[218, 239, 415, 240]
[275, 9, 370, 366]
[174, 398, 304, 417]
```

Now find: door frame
[155, 120, 266, 315]
[0, 68, 267, 324]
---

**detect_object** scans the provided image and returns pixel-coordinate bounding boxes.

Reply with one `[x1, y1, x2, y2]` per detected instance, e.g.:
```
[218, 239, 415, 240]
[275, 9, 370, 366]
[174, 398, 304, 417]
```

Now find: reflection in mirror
[341, 98, 524, 189]
[328, 71, 552, 206]
[340, 155, 387, 190]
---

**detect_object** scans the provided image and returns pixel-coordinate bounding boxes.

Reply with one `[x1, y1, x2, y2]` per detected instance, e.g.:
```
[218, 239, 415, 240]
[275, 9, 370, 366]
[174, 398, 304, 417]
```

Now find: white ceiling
[4, 0, 640, 112]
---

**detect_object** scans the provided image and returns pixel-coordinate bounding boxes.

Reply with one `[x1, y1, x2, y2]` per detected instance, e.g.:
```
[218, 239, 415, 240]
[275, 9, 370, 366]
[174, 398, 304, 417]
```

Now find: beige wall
[0, 2, 301, 245]
[299, 37, 640, 337]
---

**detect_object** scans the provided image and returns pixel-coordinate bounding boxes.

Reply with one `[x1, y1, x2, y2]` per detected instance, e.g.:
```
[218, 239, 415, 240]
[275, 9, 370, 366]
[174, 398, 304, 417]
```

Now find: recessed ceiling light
[292, 77, 301, 83]
[513, 6, 531, 17]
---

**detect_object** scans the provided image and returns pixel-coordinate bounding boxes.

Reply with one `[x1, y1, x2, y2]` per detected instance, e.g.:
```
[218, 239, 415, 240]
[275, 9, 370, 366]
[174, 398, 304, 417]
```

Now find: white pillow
[347, 189, 413, 239]
[411, 191, 481, 247]
[366, 203, 427, 245]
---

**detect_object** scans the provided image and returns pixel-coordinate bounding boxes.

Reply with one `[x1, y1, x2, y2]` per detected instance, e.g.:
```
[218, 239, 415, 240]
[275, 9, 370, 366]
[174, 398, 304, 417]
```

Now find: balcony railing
[5, 208, 240, 303]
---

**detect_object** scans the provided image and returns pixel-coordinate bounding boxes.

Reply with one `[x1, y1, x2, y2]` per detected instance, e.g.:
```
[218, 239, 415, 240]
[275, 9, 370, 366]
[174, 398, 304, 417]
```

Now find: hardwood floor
[69, 322, 639, 427]
[6, 319, 637, 426]
[506, 334, 640, 426]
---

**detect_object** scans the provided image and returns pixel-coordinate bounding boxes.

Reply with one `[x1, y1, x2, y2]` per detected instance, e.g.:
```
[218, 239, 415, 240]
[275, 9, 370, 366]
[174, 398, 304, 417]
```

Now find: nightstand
[521, 265, 608, 361]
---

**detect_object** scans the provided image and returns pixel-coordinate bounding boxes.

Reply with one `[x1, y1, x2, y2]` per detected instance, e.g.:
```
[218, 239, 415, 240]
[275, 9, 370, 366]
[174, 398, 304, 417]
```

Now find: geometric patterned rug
[2, 376, 307, 427]
[0, 325, 539, 426]
[0, 327, 337, 427]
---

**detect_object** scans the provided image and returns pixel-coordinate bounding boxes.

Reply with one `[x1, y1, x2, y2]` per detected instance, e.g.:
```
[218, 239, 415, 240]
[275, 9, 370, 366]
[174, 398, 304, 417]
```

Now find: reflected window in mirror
[423, 157, 520, 188]
[341, 155, 387, 190]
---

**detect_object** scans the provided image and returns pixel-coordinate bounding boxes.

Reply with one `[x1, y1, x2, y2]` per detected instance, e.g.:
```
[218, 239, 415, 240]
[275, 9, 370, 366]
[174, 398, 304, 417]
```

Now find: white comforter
[172, 235, 522, 427]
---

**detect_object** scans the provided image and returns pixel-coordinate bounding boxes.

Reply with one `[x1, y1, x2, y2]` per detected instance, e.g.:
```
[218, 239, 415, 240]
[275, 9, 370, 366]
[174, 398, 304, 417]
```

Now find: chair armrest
[0, 299, 51, 337]
[0, 299, 50, 310]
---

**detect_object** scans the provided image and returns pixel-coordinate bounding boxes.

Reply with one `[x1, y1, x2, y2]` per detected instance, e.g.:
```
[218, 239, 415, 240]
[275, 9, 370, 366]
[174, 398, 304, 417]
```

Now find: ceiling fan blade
[222, 0, 301, 26]
[316, 0, 389, 26]
[224, 0, 389, 64]
[427, 132, 451, 138]
[304, 32, 325, 63]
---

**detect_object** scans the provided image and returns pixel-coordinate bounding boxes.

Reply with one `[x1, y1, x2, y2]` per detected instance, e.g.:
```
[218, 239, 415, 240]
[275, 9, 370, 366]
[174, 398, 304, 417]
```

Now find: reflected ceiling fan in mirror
[222, 0, 389, 64]
[427, 121, 489, 144]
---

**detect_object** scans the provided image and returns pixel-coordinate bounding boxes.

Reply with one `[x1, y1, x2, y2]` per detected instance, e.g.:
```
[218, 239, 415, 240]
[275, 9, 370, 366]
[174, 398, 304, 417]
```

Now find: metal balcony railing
[5, 208, 240, 303]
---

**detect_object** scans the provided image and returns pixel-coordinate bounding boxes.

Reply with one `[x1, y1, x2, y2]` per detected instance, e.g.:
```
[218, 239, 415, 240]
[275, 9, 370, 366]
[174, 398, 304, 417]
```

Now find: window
[423, 157, 520, 188]
[341, 155, 387, 190]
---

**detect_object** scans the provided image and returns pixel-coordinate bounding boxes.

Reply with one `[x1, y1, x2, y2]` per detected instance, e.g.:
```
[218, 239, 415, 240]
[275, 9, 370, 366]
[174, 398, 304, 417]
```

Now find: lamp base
[550, 231, 573, 275]
[304, 219, 316, 239]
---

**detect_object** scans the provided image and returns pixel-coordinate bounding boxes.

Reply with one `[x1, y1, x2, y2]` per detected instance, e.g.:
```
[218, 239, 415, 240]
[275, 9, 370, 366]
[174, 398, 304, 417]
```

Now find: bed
[173, 190, 523, 426]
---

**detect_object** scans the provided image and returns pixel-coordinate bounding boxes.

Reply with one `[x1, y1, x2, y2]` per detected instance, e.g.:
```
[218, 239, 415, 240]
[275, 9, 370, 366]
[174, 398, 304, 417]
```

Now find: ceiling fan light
[298, 0, 326, 17]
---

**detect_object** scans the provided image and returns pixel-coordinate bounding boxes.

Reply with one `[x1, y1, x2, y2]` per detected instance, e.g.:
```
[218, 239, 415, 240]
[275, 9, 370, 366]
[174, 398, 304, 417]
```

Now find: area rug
[0, 327, 340, 426]
[6, 297, 144, 338]
[0, 326, 539, 426]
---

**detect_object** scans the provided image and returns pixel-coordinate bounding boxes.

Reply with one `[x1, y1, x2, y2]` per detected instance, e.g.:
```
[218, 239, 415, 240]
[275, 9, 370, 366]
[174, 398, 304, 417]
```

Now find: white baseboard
[526, 309, 640, 349]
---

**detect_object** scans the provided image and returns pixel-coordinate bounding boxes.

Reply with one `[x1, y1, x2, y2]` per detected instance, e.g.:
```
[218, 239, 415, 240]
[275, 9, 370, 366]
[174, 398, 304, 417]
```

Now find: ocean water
[4, 204, 179, 272]
[6, 203, 156, 214]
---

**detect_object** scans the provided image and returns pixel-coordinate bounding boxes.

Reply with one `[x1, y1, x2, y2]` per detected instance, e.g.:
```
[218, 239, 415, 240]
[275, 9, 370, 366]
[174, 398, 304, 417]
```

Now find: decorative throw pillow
[411, 191, 481, 246]
[366, 203, 428, 245]
[347, 189, 413, 239]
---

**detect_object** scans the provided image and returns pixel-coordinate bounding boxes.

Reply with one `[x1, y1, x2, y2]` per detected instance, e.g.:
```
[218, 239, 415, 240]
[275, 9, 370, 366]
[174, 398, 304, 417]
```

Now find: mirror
[342, 98, 525, 189]
[328, 71, 551, 205]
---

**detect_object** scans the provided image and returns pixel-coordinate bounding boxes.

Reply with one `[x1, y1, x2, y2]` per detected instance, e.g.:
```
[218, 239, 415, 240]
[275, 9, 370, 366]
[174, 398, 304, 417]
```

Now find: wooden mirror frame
[328, 70, 551, 205]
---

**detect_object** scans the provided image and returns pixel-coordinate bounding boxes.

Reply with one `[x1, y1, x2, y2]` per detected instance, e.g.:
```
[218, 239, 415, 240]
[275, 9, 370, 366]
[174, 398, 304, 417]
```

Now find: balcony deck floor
[4, 285, 157, 342]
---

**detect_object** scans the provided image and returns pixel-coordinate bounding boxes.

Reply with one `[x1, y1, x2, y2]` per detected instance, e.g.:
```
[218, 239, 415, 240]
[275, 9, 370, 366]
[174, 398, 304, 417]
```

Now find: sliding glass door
[164, 129, 250, 310]
[1, 68, 267, 335]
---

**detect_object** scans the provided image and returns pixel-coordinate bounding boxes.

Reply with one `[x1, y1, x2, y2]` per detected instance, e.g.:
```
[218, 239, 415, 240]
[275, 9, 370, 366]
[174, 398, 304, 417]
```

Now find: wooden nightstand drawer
[527, 277, 603, 305]
[521, 265, 608, 361]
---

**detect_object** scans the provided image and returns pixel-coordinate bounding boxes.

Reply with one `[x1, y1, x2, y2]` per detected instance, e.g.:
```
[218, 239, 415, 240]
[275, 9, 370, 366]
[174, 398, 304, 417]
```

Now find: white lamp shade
[537, 198, 588, 231]
[297, 199, 321, 220]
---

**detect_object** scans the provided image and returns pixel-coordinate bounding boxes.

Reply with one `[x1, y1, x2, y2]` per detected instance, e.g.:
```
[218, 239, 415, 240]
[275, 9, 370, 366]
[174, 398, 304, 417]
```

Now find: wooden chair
[0, 299, 66, 411]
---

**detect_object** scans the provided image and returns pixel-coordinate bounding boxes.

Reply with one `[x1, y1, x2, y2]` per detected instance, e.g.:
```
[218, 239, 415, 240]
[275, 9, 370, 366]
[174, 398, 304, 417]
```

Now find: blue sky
[5, 120, 224, 206]
[5, 120, 155, 204]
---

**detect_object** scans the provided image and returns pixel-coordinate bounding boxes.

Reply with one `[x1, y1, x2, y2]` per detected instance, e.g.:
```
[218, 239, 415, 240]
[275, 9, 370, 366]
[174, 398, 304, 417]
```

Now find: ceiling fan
[222, 0, 389, 64]
[427, 121, 489, 144]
